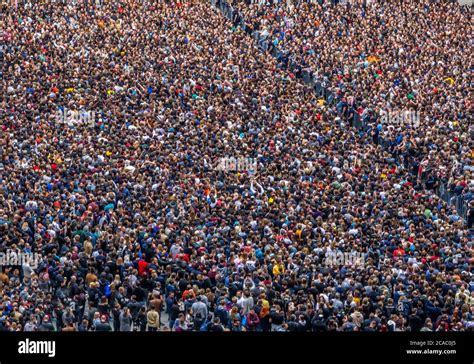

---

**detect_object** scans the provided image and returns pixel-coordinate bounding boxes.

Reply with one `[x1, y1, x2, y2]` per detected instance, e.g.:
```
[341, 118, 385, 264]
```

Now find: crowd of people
[230, 0, 473, 207]
[0, 0, 472, 333]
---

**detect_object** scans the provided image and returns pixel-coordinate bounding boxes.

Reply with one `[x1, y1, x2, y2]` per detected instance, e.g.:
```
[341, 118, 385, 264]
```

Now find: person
[78, 319, 90, 332]
[146, 307, 160, 332]
[119, 308, 132, 332]
[62, 307, 76, 329]
[38, 316, 55, 332]
[23, 317, 37, 332]
[149, 293, 163, 326]
[191, 296, 208, 329]
[136, 306, 148, 332]
[172, 313, 188, 332]
[209, 317, 225, 332]
[468, 200, 474, 229]
[229, 312, 241, 331]
[95, 316, 112, 332]
[246, 309, 261, 332]
[112, 304, 122, 333]
[62, 322, 77, 332]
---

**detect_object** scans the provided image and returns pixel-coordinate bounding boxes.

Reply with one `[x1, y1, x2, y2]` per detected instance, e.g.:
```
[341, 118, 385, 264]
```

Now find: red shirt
[393, 248, 405, 257]
[138, 259, 149, 276]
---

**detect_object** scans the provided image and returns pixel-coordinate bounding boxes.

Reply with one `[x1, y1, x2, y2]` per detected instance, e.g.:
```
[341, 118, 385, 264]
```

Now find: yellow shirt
[273, 264, 285, 276]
